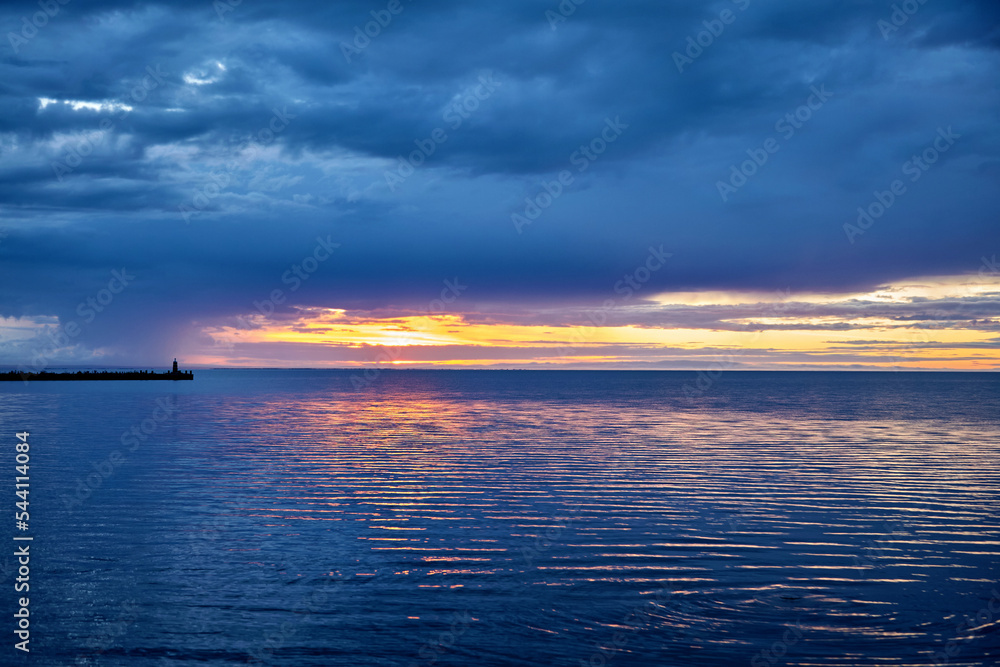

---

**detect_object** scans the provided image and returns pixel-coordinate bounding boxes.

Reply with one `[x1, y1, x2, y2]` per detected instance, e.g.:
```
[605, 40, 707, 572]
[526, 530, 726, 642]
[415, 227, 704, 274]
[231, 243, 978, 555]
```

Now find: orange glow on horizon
[182, 274, 1000, 370]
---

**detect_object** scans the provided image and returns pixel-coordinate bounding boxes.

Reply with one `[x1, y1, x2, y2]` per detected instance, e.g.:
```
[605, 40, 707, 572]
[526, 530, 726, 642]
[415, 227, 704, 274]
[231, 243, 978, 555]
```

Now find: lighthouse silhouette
[172, 358, 178, 373]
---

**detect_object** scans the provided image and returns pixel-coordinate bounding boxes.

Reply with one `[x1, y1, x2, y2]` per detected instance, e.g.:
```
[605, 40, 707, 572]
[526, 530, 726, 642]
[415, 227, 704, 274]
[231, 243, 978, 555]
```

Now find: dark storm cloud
[0, 0, 998, 363]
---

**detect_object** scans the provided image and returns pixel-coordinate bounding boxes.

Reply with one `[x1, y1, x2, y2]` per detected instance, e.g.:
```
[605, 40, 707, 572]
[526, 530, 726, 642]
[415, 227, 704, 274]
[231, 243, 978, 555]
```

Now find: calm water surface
[2, 371, 999, 666]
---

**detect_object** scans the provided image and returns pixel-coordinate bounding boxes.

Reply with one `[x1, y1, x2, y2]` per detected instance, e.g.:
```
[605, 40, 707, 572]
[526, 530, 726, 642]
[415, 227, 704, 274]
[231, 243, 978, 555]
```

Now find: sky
[1, 0, 998, 371]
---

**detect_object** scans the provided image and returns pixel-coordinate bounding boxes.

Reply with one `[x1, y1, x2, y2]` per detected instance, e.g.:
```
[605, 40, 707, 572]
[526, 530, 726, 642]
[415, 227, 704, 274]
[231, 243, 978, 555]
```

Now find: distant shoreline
[1, 370, 193, 381]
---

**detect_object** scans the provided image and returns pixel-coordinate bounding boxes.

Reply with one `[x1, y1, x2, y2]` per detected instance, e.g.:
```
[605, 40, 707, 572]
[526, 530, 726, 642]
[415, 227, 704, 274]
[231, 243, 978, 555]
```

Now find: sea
[1, 370, 999, 666]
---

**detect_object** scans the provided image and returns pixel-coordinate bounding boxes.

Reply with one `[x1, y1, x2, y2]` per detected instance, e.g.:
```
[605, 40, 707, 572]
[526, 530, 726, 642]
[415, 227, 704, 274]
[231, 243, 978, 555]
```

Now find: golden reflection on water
[226, 386, 1000, 586]
[158, 374, 1000, 664]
